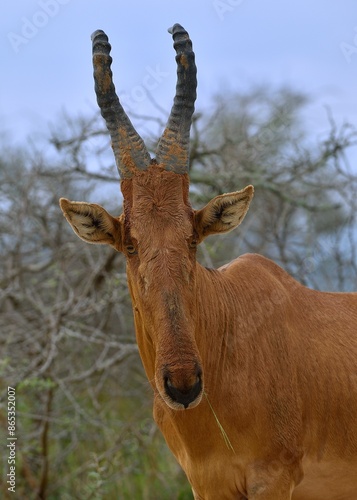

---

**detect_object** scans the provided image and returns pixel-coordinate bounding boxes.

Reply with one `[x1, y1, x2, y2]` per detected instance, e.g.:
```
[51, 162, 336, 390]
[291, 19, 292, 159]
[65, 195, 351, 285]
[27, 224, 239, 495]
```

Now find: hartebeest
[60, 24, 357, 499]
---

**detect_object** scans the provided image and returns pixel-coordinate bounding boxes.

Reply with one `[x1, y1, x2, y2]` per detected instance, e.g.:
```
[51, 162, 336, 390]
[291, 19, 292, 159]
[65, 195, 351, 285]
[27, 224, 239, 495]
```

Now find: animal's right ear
[59, 198, 124, 251]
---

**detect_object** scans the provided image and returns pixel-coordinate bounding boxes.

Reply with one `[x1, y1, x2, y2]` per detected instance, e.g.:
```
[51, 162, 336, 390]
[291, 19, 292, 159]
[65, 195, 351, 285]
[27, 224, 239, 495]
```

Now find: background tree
[1, 88, 356, 499]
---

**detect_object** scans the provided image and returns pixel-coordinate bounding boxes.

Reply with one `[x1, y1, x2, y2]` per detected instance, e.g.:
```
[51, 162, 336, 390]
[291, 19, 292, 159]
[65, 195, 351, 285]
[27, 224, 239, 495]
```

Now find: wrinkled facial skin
[121, 167, 203, 410]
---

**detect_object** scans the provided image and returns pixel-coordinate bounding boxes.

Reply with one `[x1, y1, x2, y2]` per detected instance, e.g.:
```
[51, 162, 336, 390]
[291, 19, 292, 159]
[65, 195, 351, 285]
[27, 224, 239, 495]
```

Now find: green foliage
[18, 378, 57, 391]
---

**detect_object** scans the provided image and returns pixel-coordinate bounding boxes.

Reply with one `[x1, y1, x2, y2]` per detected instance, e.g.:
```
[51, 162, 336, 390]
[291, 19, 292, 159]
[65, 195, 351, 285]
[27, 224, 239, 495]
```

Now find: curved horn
[92, 30, 151, 178]
[155, 24, 197, 174]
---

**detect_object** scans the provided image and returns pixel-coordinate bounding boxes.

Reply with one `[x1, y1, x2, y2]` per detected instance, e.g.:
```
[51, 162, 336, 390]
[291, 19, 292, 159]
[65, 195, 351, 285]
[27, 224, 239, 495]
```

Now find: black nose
[164, 374, 202, 409]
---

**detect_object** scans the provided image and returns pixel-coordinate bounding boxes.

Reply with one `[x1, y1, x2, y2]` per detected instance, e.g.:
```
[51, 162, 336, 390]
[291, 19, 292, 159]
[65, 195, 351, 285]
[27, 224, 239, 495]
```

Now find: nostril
[164, 373, 203, 409]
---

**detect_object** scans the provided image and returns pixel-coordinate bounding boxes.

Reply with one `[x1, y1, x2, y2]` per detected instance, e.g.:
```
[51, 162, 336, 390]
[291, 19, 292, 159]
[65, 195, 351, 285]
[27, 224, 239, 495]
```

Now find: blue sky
[1, 0, 357, 148]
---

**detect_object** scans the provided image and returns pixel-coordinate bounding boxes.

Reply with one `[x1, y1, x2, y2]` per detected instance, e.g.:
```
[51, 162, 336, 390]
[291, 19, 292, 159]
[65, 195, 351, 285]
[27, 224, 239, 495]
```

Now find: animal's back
[220, 253, 357, 499]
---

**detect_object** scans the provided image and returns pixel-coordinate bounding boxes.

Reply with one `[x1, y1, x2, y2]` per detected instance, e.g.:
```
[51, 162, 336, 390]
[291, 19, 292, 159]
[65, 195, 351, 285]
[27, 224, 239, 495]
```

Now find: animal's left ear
[194, 185, 254, 241]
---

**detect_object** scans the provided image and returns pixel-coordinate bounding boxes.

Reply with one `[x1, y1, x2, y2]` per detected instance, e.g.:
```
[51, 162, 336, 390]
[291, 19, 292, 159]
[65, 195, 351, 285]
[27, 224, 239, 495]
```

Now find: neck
[194, 264, 246, 391]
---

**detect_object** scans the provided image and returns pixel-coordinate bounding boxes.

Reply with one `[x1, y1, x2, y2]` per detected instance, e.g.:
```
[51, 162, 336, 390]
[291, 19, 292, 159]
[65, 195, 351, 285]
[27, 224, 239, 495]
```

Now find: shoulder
[218, 253, 301, 288]
[218, 253, 281, 273]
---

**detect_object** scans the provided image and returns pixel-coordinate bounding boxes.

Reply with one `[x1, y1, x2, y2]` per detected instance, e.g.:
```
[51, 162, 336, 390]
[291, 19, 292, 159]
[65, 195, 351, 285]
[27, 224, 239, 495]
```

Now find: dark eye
[189, 239, 198, 249]
[126, 244, 137, 255]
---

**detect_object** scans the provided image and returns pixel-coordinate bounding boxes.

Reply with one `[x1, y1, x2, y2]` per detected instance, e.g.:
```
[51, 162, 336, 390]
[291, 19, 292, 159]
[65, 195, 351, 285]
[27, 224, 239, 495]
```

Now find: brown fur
[60, 164, 357, 499]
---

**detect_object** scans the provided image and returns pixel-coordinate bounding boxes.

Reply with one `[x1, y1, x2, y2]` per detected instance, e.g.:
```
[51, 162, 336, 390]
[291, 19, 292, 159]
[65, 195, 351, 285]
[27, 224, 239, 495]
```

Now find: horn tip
[92, 30, 112, 62]
[167, 23, 185, 35]
[91, 30, 111, 55]
[91, 29, 107, 42]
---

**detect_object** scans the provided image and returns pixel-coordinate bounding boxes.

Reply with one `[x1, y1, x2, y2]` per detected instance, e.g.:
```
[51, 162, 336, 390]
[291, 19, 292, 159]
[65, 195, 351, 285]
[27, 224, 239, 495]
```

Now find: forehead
[121, 165, 193, 236]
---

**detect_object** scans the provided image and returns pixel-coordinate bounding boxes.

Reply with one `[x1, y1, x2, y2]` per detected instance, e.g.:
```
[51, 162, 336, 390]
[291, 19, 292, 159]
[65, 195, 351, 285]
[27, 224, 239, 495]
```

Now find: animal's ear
[194, 185, 254, 241]
[59, 198, 123, 251]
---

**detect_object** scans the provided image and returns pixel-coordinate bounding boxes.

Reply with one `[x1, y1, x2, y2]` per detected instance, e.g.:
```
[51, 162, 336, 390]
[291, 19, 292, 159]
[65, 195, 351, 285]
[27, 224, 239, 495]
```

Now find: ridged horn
[155, 24, 197, 174]
[91, 30, 151, 178]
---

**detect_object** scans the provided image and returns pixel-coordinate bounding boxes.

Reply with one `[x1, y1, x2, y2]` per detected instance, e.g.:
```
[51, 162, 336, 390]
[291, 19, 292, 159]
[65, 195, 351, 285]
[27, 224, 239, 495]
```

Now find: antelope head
[60, 24, 254, 410]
